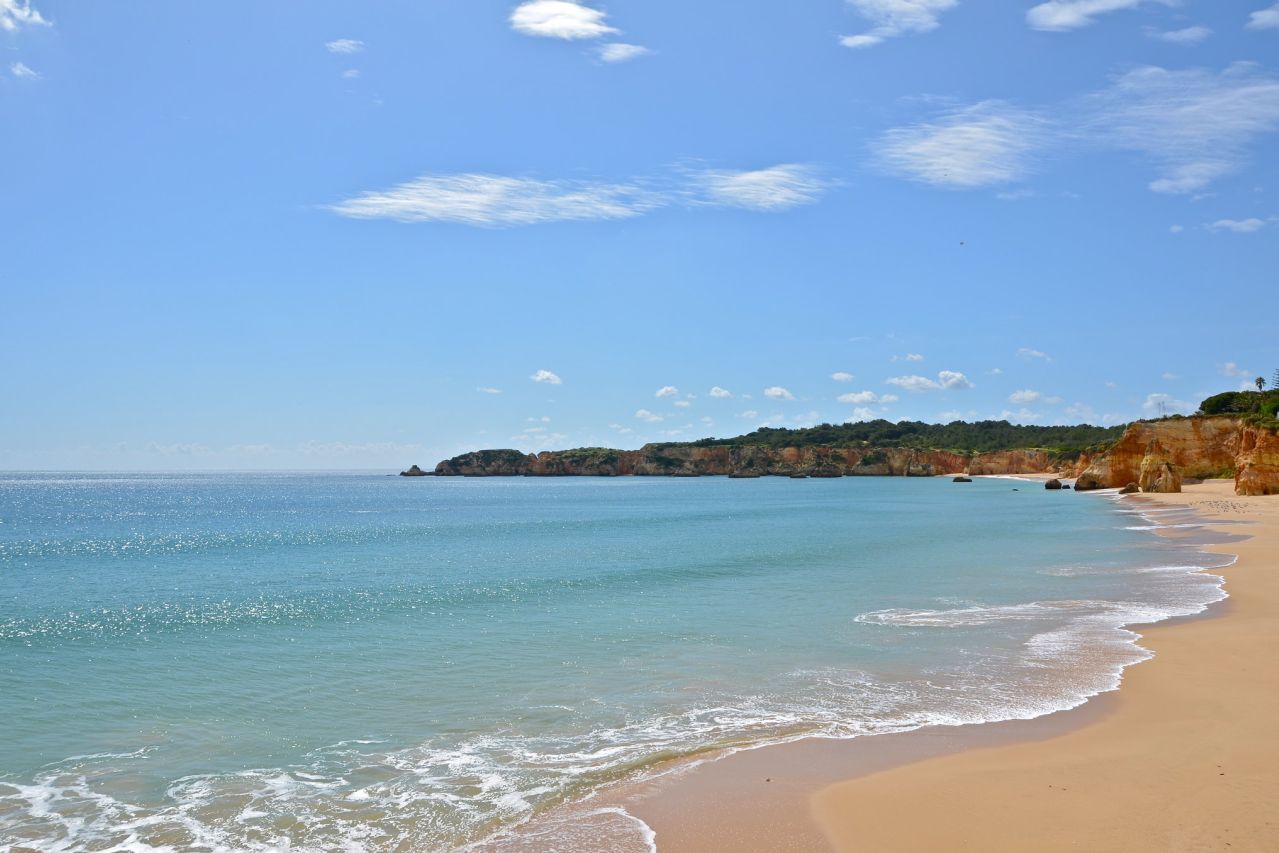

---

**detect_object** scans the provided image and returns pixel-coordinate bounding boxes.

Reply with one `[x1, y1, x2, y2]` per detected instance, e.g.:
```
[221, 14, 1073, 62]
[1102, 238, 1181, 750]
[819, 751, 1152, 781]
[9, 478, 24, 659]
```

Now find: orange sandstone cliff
[1073, 417, 1279, 496]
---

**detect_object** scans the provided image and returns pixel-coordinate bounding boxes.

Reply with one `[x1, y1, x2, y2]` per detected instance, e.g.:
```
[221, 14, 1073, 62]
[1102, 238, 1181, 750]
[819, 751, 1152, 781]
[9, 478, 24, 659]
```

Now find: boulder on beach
[953, 476, 973, 483]
[1119, 482, 1140, 494]
[399, 465, 429, 477]
[1044, 478, 1063, 490]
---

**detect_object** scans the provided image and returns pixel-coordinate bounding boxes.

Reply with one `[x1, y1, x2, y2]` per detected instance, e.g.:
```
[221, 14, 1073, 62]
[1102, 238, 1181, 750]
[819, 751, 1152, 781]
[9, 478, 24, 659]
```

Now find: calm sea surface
[0, 473, 1228, 850]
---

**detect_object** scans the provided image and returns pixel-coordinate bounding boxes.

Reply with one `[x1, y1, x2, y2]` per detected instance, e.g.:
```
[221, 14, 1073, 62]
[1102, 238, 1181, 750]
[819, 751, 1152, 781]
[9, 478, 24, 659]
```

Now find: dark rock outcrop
[953, 476, 972, 483]
[1044, 478, 1062, 490]
[1119, 483, 1140, 494]
[399, 465, 430, 477]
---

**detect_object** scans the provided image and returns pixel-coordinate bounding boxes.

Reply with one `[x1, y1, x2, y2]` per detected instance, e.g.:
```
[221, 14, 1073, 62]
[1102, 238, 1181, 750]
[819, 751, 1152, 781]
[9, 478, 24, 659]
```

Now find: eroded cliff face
[1073, 417, 1279, 496]
[434, 445, 1063, 478]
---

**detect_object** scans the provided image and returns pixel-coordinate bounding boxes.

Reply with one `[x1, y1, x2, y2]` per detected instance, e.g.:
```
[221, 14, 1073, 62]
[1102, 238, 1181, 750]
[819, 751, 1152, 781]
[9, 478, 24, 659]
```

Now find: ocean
[0, 473, 1230, 851]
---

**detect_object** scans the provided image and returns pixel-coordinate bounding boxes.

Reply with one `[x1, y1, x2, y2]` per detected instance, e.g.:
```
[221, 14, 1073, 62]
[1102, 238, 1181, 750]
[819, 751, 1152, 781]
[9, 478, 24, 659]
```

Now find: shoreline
[604, 480, 1268, 851]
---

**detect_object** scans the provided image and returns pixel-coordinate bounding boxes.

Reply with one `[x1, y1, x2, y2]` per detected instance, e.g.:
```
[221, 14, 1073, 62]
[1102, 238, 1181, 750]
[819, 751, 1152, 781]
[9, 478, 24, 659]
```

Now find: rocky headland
[418, 414, 1279, 497]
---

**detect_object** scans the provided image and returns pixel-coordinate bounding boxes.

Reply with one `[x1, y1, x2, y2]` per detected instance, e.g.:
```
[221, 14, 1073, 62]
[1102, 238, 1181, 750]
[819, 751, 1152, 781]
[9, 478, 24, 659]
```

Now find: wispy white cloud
[531, 369, 562, 384]
[1147, 25, 1211, 44]
[477, 386, 503, 394]
[1001, 408, 1044, 423]
[1169, 224, 1184, 233]
[1219, 362, 1251, 377]
[673, 400, 692, 408]
[874, 102, 1049, 189]
[342, 69, 361, 80]
[1026, 0, 1149, 32]
[1065, 402, 1098, 421]
[597, 43, 650, 62]
[1162, 372, 1180, 380]
[694, 164, 827, 211]
[988, 367, 1004, 375]
[886, 371, 973, 392]
[332, 174, 661, 226]
[635, 408, 664, 423]
[877, 64, 1279, 196]
[892, 353, 924, 362]
[655, 385, 679, 398]
[840, 0, 958, 49]
[10, 60, 38, 79]
[839, 390, 899, 404]
[1208, 217, 1266, 233]
[1017, 347, 1051, 361]
[764, 386, 795, 401]
[1084, 64, 1279, 194]
[326, 38, 364, 54]
[0, 0, 48, 32]
[1247, 3, 1279, 30]
[739, 410, 760, 419]
[510, 1, 617, 39]
[831, 372, 855, 382]
[334, 164, 828, 227]
[710, 386, 733, 398]
[1009, 389, 1043, 403]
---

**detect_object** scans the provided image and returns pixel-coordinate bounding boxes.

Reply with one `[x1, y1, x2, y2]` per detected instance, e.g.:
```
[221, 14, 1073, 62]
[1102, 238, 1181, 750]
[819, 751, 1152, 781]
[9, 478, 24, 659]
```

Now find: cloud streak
[1026, 0, 1149, 32]
[333, 165, 829, 227]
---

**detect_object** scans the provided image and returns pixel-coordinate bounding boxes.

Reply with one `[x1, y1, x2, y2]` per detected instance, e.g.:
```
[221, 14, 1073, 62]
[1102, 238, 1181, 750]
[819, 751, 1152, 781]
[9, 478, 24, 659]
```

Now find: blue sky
[2, 0, 1277, 470]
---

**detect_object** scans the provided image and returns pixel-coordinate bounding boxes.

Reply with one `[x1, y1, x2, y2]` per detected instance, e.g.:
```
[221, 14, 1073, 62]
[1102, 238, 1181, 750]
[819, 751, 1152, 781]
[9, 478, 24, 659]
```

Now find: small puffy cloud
[342, 69, 361, 79]
[10, 60, 38, 79]
[635, 409, 664, 423]
[1170, 224, 1184, 233]
[609, 422, 634, 435]
[1219, 362, 1251, 377]
[326, 38, 364, 53]
[831, 371, 855, 382]
[528, 416, 551, 423]
[709, 386, 733, 398]
[1026, 0, 1146, 32]
[1208, 217, 1266, 233]
[764, 386, 796, 401]
[1009, 389, 1043, 404]
[1148, 25, 1211, 44]
[673, 400, 692, 408]
[892, 353, 925, 362]
[988, 367, 1004, 375]
[1162, 372, 1180, 381]
[846, 407, 881, 422]
[886, 371, 973, 392]
[739, 410, 759, 419]
[1248, 3, 1279, 30]
[840, 0, 958, 49]
[531, 369, 562, 384]
[875, 102, 1049, 189]
[696, 164, 827, 211]
[1017, 347, 1051, 361]
[0, 0, 48, 32]
[655, 385, 679, 398]
[597, 42, 650, 62]
[510, 0, 617, 39]
[1142, 393, 1193, 416]
[477, 386, 503, 394]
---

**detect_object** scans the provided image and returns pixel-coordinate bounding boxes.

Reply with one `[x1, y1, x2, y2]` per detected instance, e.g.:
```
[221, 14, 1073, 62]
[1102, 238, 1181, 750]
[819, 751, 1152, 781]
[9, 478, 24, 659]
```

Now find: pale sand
[814, 480, 1278, 851]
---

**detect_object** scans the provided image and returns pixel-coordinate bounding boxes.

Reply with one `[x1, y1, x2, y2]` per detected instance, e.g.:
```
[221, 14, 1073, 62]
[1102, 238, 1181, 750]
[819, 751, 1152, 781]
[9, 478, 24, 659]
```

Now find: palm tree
[1257, 376, 1267, 392]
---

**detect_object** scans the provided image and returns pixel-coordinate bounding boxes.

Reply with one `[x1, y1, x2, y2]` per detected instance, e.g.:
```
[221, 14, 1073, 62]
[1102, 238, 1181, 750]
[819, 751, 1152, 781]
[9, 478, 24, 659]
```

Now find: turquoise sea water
[0, 473, 1229, 851]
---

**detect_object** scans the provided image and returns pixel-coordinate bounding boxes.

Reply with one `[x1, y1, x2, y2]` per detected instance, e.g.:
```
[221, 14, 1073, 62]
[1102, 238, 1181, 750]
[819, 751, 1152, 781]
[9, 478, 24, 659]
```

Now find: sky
[2, 0, 1277, 471]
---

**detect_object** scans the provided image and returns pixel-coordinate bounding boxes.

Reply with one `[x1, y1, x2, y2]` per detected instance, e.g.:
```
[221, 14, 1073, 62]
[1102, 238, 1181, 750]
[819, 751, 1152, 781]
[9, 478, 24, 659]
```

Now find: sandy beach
[620, 480, 1277, 852]
[815, 479, 1278, 851]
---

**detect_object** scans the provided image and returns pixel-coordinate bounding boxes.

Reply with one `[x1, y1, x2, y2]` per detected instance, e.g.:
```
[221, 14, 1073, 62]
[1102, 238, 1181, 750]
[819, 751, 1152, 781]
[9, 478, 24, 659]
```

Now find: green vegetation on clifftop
[682, 419, 1125, 456]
